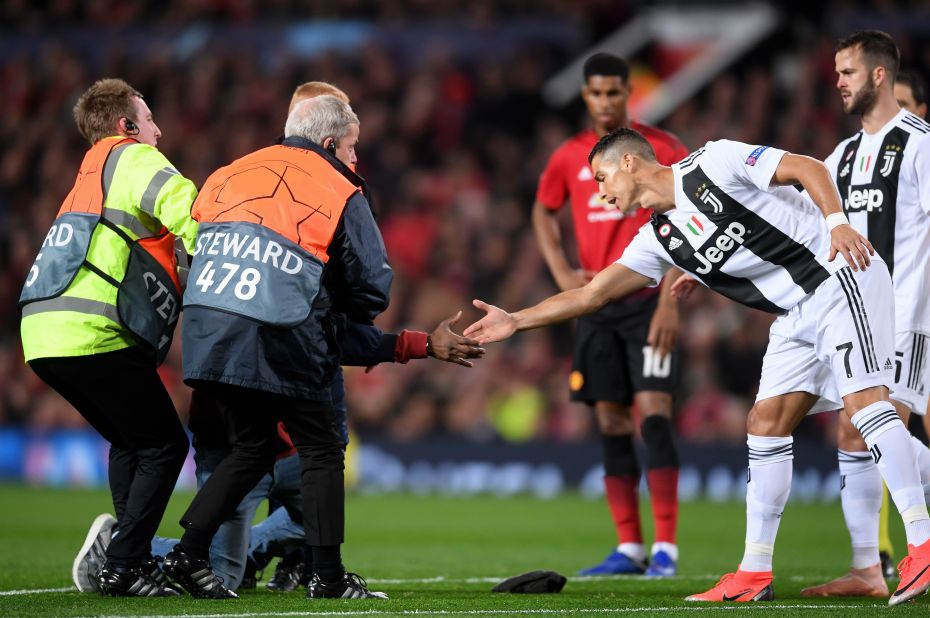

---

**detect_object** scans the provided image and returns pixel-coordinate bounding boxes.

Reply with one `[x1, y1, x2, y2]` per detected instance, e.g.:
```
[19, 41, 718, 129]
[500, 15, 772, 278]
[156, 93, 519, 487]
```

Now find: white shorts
[756, 264, 895, 414]
[891, 331, 930, 415]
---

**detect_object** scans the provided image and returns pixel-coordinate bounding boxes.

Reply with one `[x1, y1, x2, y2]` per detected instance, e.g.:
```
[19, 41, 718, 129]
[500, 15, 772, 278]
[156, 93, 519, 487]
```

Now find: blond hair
[288, 81, 350, 115]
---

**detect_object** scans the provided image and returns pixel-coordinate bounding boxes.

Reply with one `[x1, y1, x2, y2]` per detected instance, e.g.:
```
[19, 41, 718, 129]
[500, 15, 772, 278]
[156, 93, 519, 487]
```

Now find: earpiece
[326, 139, 336, 155]
[124, 118, 139, 135]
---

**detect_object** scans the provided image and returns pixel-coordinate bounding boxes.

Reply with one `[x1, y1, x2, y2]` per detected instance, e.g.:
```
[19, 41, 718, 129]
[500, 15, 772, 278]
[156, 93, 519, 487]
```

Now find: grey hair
[284, 94, 359, 143]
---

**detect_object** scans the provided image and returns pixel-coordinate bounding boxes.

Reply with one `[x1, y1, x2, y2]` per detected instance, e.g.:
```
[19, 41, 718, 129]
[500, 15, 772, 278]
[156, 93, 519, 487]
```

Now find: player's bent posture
[800, 31, 930, 599]
[465, 128, 930, 605]
[533, 53, 688, 576]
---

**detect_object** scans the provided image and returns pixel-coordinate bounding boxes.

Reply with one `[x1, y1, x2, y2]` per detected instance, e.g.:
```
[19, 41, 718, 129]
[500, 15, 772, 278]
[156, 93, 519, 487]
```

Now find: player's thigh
[890, 331, 930, 417]
[747, 391, 819, 436]
[816, 266, 894, 402]
[625, 322, 678, 418]
[569, 318, 634, 407]
[757, 321, 841, 417]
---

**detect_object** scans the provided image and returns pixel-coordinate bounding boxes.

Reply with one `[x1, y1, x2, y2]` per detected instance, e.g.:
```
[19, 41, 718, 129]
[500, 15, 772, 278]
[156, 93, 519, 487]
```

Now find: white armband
[825, 212, 849, 231]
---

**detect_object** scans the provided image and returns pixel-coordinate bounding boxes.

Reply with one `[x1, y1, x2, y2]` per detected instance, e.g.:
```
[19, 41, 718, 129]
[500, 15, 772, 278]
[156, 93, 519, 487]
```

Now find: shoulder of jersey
[899, 111, 930, 139]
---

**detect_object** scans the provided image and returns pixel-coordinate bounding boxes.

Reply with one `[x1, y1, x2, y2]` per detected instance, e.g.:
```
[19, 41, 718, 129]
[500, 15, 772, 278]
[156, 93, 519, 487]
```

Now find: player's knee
[746, 403, 791, 437]
[595, 403, 633, 434]
[641, 415, 679, 469]
[601, 435, 639, 478]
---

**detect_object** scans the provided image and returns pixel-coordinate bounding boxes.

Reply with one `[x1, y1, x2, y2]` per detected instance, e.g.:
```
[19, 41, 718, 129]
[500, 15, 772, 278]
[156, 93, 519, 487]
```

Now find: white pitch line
[0, 586, 71, 596]
[82, 606, 886, 618]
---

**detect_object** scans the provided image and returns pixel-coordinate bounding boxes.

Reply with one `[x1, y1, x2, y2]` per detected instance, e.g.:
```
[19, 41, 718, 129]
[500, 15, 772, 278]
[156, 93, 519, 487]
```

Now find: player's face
[835, 46, 879, 115]
[894, 82, 927, 118]
[592, 153, 639, 215]
[129, 96, 161, 147]
[582, 75, 630, 132]
[334, 123, 360, 170]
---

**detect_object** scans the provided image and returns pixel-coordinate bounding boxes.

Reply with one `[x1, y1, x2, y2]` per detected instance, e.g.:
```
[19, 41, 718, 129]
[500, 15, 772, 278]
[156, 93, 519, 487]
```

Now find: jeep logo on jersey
[693, 221, 748, 274]
[845, 188, 884, 213]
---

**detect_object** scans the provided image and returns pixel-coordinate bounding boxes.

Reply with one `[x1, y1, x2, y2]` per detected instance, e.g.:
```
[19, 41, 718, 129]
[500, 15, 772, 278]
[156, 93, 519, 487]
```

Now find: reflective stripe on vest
[185, 144, 357, 326]
[21, 296, 120, 323]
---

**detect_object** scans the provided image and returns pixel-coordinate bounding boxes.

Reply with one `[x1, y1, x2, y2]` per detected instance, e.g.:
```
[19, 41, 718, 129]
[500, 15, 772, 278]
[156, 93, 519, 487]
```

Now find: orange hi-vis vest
[19, 137, 183, 363]
[183, 143, 359, 326]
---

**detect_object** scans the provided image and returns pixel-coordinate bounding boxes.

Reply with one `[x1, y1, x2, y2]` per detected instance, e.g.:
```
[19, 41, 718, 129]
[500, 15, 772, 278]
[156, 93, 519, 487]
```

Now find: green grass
[0, 483, 921, 616]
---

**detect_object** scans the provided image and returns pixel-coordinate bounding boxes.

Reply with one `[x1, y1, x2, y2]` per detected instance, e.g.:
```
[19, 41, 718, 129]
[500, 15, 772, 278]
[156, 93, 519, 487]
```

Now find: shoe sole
[72, 513, 116, 592]
[889, 581, 930, 606]
[685, 584, 774, 602]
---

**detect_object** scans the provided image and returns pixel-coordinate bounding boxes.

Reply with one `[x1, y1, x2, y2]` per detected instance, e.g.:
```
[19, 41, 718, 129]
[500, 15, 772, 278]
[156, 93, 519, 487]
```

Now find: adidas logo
[884, 358, 893, 370]
[578, 166, 593, 181]
[840, 162, 850, 178]
[668, 238, 683, 250]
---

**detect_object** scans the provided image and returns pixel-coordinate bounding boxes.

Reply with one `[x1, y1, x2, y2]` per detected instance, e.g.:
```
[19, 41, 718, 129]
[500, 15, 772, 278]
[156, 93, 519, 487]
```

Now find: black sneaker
[144, 557, 183, 596]
[881, 551, 898, 579]
[306, 572, 388, 599]
[97, 562, 178, 597]
[267, 560, 305, 592]
[163, 546, 238, 599]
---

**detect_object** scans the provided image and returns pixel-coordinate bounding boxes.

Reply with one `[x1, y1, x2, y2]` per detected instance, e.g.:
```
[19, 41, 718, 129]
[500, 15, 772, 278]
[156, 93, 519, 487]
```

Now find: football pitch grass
[0, 484, 925, 617]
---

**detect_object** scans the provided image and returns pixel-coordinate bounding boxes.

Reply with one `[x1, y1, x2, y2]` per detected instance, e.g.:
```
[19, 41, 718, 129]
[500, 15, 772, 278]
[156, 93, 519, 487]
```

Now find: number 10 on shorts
[642, 346, 672, 379]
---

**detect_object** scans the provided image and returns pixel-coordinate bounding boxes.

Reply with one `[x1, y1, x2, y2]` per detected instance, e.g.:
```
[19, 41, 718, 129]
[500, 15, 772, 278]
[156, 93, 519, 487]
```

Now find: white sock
[838, 450, 881, 569]
[741, 435, 793, 572]
[651, 541, 678, 561]
[911, 436, 930, 504]
[851, 402, 930, 547]
[617, 542, 646, 562]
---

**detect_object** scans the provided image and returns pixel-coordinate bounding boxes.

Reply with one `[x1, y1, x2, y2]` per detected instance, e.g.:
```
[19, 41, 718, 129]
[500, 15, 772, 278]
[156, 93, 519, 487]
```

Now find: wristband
[826, 212, 849, 231]
[426, 335, 433, 357]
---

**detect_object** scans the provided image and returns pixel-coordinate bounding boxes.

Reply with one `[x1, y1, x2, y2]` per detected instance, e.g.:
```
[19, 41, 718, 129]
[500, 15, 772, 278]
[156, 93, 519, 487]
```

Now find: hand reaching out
[463, 300, 517, 344]
[427, 311, 485, 367]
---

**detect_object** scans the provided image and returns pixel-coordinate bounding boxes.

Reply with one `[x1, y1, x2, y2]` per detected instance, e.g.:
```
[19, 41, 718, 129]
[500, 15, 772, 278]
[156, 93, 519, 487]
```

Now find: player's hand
[670, 273, 700, 300]
[830, 224, 874, 271]
[428, 310, 485, 368]
[463, 300, 517, 344]
[554, 268, 596, 292]
[648, 302, 679, 361]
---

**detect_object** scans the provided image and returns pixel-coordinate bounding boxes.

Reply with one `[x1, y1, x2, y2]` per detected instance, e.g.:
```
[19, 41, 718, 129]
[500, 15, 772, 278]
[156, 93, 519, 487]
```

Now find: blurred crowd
[2, 3, 929, 445]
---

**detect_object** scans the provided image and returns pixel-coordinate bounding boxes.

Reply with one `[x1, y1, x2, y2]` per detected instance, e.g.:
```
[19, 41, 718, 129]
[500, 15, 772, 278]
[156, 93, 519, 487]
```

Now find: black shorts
[569, 304, 680, 406]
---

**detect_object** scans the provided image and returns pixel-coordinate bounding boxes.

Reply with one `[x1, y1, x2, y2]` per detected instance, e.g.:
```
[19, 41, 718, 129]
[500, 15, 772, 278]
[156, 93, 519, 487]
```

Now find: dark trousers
[179, 384, 344, 555]
[30, 346, 189, 567]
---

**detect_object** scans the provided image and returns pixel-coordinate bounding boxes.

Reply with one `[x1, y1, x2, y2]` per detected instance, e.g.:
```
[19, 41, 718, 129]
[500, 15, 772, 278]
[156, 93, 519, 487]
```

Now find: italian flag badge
[686, 216, 704, 236]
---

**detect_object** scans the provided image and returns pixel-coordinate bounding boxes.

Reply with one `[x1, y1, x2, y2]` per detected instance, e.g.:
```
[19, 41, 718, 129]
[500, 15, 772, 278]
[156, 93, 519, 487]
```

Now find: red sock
[647, 467, 679, 544]
[604, 475, 642, 544]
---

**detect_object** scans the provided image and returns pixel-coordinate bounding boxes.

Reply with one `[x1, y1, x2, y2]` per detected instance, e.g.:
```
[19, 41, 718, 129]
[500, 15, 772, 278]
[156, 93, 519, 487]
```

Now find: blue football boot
[645, 549, 677, 577]
[578, 549, 647, 575]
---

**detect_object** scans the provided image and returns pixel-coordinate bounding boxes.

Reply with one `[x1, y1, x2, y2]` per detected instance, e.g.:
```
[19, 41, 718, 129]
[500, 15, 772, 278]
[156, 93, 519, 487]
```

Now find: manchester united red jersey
[536, 122, 689, 273]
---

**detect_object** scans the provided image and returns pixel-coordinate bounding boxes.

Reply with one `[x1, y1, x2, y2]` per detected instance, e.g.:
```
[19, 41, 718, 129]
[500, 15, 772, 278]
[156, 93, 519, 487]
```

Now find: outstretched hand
[462, 300, 517, 344]
[830, 224, 874, 271]
[669, 273, 700, 300]
[428, 310, 485, 367]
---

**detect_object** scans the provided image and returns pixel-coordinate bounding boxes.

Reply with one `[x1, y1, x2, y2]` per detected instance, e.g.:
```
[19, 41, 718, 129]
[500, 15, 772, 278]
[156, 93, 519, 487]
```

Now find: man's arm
[464, 263, 652, 344]
[531, 200, 594, 291]
[771, 153, 874, 271]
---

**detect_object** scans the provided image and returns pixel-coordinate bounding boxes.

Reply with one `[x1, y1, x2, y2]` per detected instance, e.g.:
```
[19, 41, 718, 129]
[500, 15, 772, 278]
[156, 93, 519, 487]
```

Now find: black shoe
[163, 546, 238, 599]
[306, 572, 388, 599]
[145, 557, 183, 596]
[97, 562, 178, 597]
[267, 560, 305, 592]
[239, 558, 258, 590]
[881, 551, 898, 579]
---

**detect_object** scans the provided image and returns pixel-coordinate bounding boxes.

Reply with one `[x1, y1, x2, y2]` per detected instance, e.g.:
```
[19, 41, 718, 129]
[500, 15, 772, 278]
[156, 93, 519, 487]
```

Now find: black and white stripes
[836, 267, 880, 374]
[902, 112, 930, 135]
[908, 333, 928, 392]
[838, 450, 873, 464]
[852, 405, 900, 443]
[747, 435, 793, 466]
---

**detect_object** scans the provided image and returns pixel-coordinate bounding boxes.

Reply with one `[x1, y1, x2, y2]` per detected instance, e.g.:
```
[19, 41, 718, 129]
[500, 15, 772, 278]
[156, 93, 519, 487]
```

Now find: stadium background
[1, 0, 929, 500]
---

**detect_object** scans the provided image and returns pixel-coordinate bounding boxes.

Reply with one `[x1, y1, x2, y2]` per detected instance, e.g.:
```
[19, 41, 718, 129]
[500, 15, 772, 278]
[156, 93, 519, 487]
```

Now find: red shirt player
[532, 53, 689, 576]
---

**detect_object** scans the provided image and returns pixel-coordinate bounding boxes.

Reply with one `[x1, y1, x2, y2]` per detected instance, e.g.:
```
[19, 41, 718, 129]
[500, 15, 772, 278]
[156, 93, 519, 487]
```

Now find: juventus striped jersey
[824, 109, 930, 334]
[618, 139, 843, 314]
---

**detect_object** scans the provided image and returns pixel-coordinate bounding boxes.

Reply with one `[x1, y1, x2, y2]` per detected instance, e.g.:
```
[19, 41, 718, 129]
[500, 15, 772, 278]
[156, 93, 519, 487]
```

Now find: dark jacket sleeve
[339, 321, 398, 366]
[327, 191, 393, 323]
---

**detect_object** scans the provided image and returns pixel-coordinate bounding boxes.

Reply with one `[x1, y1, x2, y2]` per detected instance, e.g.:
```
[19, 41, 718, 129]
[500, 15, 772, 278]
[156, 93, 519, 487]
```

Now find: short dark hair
[583, 53, 630, 82]
[896, 68, 927, 107]
[73, 78, 142, 145]
[836, 30, 900, 82]
[588, 127, 656, 165]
